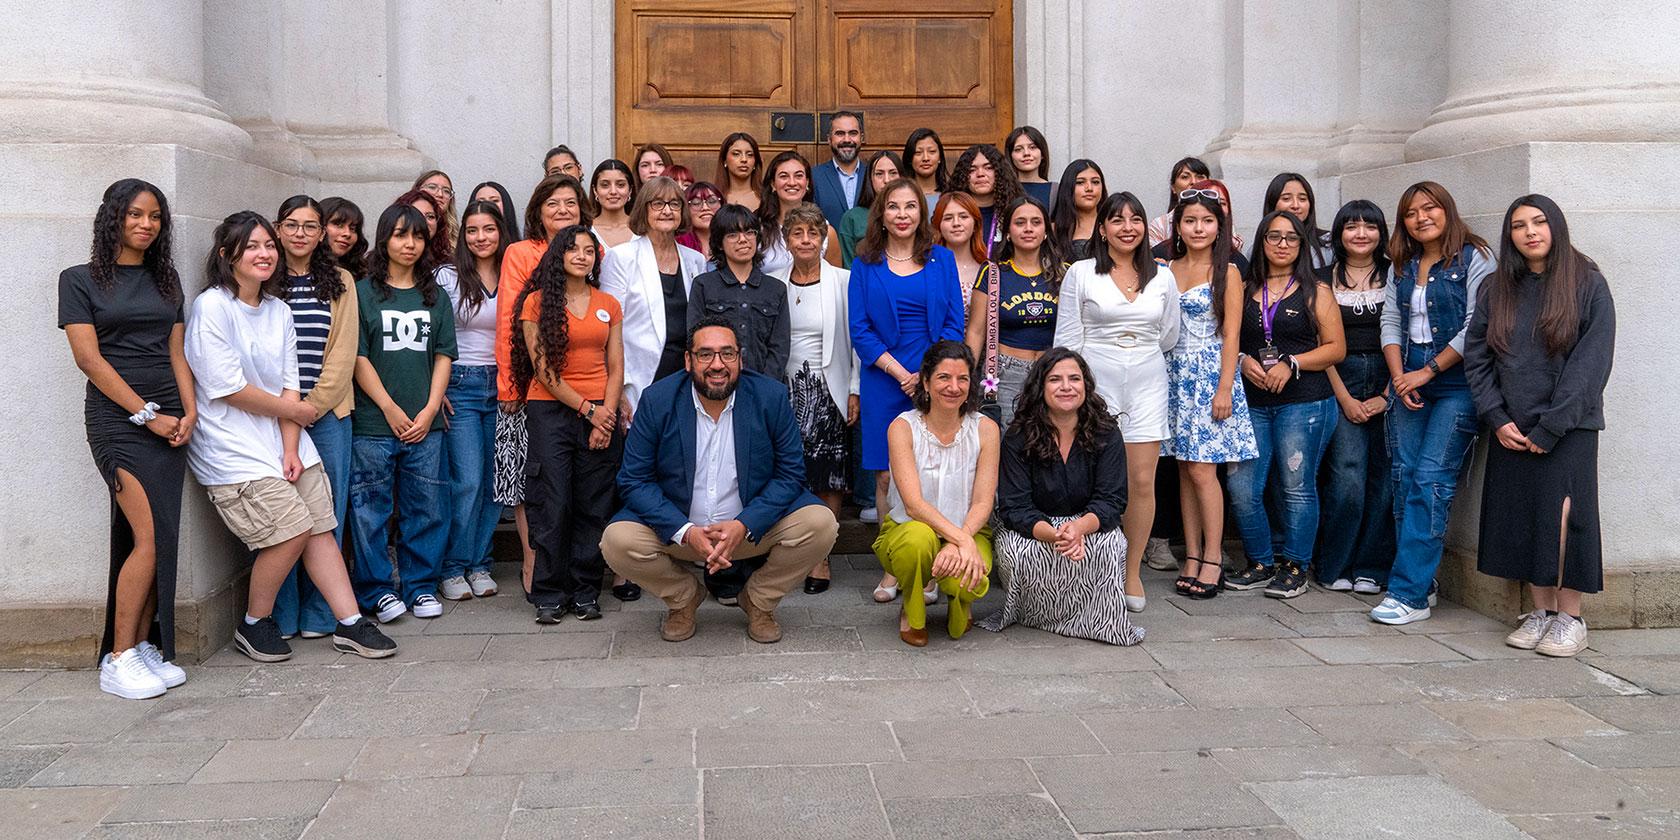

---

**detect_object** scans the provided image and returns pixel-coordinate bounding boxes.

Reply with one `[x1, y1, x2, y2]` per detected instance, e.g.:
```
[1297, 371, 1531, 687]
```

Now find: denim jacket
[1380, 244, 1494, 379]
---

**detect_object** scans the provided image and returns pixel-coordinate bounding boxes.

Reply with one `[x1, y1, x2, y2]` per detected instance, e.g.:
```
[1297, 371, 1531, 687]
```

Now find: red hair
[932, 191, 989, 265]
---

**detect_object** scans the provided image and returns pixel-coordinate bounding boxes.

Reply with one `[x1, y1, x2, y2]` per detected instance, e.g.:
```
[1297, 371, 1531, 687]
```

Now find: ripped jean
[1227, 397, 1339, 570]
[1385, 344, 1478, 610]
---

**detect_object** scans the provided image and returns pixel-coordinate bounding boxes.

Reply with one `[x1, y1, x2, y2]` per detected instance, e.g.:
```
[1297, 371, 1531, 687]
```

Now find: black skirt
[1476, 429, 1602, 593]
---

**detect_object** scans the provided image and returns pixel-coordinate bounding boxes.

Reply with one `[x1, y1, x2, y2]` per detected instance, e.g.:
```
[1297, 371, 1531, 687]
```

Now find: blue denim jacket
[1380, 244, 1494, 379]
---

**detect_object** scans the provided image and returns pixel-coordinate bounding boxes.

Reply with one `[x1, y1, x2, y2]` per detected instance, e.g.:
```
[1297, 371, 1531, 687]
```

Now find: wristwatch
[1426, 357, 1442, 375]
[128, 402, 160, 426]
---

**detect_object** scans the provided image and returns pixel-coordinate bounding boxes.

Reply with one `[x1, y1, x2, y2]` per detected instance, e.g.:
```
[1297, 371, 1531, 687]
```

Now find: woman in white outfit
[1053, 192, 1179, 612]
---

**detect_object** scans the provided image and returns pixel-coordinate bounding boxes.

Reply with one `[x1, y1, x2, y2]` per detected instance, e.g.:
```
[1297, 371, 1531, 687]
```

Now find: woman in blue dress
[850, 178, 967, 603]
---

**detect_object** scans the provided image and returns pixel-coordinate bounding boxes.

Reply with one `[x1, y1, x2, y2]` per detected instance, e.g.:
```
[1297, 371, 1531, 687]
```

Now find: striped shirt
[284, 274, 332, 396]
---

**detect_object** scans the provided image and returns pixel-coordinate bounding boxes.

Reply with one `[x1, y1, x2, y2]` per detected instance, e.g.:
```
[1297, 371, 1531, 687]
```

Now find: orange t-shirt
[519, 287, 622, 402]
[495, 239, 548, 400]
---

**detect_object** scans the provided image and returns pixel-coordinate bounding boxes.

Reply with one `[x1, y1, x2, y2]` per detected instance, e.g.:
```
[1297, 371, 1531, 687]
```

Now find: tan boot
[661, 584, 706, 642]
[737, 589, 783, 644]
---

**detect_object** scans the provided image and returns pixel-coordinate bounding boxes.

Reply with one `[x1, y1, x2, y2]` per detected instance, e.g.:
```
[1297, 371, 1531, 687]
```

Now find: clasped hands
[684, 519, 749, 573]
[931, 537, 987, 591]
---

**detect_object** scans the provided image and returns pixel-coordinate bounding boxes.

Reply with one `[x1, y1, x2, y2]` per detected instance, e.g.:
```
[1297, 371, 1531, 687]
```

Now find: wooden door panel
[638, 17, 795, 105]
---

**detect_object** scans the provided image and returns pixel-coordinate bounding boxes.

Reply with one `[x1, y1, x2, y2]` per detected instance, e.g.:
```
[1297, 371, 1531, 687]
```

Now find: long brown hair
[522, 175, 591, 243]
[509, 225, 602, 400]
[992, 195, 1064, 292]
[1485, 194, 1594, 357]
[715, 132, 762, 188]
[1388, 181, 1489, 269]
[1008, 348, 1118, 461]
[932, 191, 988, 265]
[856, 180, 933, 265]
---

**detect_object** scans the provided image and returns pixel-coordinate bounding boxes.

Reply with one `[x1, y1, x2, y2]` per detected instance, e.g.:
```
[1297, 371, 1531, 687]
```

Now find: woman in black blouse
[1465, 194, 1615, 658]
[687, 204, 790, 379]
[978, 348, 1144, 645]
[58, 179, 196, 699]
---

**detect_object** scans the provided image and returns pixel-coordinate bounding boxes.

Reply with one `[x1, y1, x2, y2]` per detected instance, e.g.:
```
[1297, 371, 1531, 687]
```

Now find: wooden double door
[615, 0, 1014, 179]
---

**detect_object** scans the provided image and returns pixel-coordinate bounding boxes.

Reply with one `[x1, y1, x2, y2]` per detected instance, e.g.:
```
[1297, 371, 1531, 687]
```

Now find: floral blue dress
[1163, 282, 1258, 463]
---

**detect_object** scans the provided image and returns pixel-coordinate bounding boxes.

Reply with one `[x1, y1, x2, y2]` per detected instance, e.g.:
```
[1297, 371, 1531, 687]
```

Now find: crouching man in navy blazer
[602, 316, 839, 643]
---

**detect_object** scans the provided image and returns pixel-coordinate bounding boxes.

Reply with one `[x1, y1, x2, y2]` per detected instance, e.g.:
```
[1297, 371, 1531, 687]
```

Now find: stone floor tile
[481, 633, 611, 661]
[1553, 732, 1680, 768]
[913, 642, 1159, 677]
[1425, 698, 1621, 740]
[1611, 766, 1680, 804]
[1278, 588, 1377, 614]
[84, 816, 311, 839]
[0, 787, 124, 838]
[1158, 590, 1301, 618]
[345, 733, 481, 780]
[202, 640, 344, 667]
[869, 758, 1043, 799]
[26, 740, 220, 786]
[697, 651, 920, 684]
[1589, 656, 1680, 694]
[1510, 811, 1680, 840]
[517, 767, 698, 809]
[234, 663, 399, 696]
[1083, 708, 1322, 753]
[470, 730, 693, 775]
[468, 686, 639, 732]
[123, 695, 322, 742]
[1384, 658, 1641, 702]
[610, 626, 749, 658]
[1405, 740, 1654, 814]
[960, 672, 1188, 715]
[1082, 829, 1301, 840]
[1127, 613, 1300, 643]
[385, 660, 555, 693]
[894, 714, 1105, 760]
[742, 625, 864, 654]
[1270, 610, 1398, 638]
[1212, 743, 1425, 782]
[1570, 695, 1680, 732]
[507, 656, 709, 689]
[416, 600, 542, 635]
[0, 744, 66, 787]
[505, 805, 699, 839]
[14, 667, 245, 700]
[1161, 665, 1419, 708]
[0, 700, 35, 731]
[697, 721, 899, 767]
[1288, 703, 1468, 744]
[1292, 634, 1467, 665]
[638, 679, 971, 728]
[703, 765, 891, 840]
[0, 696, 159, 744]
[361, 633, 490, 662]
[1427, 631, 1546, 660]
[883, 793, 1076, 839]
[294, 690, 482, 738]
[100, 780, 336, 823]
[1031, 752, 1276, 833]
[1393, 605, 1512, 635]
[1249, 775, 1525, 839]
[1586, 628, 1680, 657]
[0, 671, 45, 700]
[191, 737, 363, 783]
[304, 776, 515, 839]
[1144, 639, 1321, 671]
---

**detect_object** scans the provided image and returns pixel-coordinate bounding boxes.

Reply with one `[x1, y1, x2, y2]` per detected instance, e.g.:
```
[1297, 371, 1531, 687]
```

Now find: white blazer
[602, 235, 708, 410]
[771, 261, 860, 415]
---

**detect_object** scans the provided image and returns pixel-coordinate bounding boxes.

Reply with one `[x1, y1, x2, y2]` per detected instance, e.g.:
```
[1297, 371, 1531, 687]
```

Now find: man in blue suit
[811, 111, 864, 229]
[602, 317, 839, 644]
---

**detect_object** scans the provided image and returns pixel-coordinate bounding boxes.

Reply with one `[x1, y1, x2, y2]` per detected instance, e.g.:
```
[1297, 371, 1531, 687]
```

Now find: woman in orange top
[510, 225, 624, 624]
[493, 174, 591, 592]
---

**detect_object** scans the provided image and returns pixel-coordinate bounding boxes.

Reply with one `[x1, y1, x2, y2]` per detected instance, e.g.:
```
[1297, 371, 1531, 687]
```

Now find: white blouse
[887, 410, 981, 527]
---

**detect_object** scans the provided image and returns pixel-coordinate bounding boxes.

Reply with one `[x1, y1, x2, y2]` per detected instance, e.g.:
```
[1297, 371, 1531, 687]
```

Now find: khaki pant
[601, 505, 838, 613]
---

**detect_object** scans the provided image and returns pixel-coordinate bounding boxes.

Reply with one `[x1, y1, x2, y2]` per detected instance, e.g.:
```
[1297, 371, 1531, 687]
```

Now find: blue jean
[274, 411, 350, 636]
[1316, 352, 1396, 584]
[349, 433, 449, 609]
[1228, 397, 1338, 570]
[441, 365, 501, 579]
[1386, 344, 1478, 609]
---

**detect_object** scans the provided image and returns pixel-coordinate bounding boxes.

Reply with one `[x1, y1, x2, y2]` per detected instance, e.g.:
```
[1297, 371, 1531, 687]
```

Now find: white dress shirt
[673, 388, 744, 545]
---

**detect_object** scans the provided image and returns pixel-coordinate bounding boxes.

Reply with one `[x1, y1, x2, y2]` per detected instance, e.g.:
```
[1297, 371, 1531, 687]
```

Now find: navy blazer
[812, 160, 863, 229]
[847, 245, 967, 368]
[613, 370, 819, 543]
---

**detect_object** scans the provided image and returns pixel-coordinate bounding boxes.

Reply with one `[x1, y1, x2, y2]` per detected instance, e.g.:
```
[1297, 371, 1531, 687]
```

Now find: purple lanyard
[1260, 278, 1296, 344]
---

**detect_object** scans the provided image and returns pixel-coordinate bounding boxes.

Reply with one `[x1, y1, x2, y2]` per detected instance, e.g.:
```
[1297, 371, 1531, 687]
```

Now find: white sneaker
[132, 641, 186, 688]
[439, 576, 473, 601]
[467, 571, 498, 597]
[1505, 611, 1553, 650]
[1536, 614, 1588, 657]
[1369, 597, 1431, 626]
[1326, 578, 1354, 592]
[1144, 538, 1178, 572]
[411, 594, 444, 618]
[100, 649, 167, 700]
[375, 593, 407, 623]
[859, 507, 879, 524]
[1352, 577, 1382, 595]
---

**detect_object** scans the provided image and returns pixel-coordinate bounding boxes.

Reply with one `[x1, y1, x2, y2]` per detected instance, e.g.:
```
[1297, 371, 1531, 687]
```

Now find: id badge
[1257, 344, 1281, 369]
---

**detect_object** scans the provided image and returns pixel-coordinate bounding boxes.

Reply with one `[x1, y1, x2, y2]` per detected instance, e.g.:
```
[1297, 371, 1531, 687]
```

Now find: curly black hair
[509, 225, 602, 401]
[1008, 347, 1118, 462]
[950, 144, 1022, 226]
[89, 178, 182, 304]
[276, 195, 347, 303]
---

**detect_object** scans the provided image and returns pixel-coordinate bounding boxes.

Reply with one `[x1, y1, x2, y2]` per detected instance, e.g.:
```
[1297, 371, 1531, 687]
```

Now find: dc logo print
[382, 310, 432, 351]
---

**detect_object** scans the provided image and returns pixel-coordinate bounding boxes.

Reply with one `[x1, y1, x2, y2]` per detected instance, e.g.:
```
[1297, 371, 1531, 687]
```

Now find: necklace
[886, 250, 915, 262]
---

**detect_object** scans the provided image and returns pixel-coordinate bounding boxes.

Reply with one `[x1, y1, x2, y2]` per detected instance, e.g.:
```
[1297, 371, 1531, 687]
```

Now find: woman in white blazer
[601, 176, 709, 422]
[772, 202, 859, 593]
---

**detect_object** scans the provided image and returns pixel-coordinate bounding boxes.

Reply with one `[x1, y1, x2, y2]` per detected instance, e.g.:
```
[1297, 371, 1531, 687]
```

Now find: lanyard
[1260, 278, 1296, 344]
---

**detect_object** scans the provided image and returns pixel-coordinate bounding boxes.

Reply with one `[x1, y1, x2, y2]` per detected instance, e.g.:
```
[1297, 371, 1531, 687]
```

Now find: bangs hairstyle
[1388, 180, 1489, 269]
[89, 177, 182, 302]
[781, 201, 828, 244]
[1091, 191, 1159, 287]
[588, 159, 635, 216]
[858, 150, 905, 210]
[508, 224, 604, 401]
[1009, 348, 1117, 461]
[524, 174, 591, 242]
[276, 195, 346, 302]
[911, 340, 981, 415]
[902, 127, 949, 192]
[203, 210, 285, 299]
[1485, 194, 1597, 356]
[1169, 182, 1234, 324]
[667, 163, 694, 185]
[1244, 210, 1322, 333]
[932, 191, 988, 265]
[368, 203, 439, 306]
[468, 181, 521, 241]
[715, 131, 763, 186]
[1263, 172, 1326, 241]
[756, 149, 814, 236]
[630, 176, 690, 236]
[950, 144, 1021, 212]
[319, 196, 368, 278]
[708, 204, 765, 268]
[857, 179, 934, 265]
[1004, 125, 1051, 180]
[1329, 199, 1390, 288]
[451, 200, 511, 318]
[993, 195, 1064, 291]
[394, 188, 452, 266]
[1050, 158, 1105, 256]
[1166, 156, 1211, 212]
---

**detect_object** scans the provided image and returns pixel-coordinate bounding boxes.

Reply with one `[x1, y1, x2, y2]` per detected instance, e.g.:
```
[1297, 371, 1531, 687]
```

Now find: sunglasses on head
[1178, 188, 1223, 201]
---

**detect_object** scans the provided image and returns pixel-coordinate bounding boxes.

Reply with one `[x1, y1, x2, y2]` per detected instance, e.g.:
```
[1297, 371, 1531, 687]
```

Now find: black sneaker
[573, 601, 603, 621]
[332, 619, 398, 659]
[234, 617, 293, 663]
[1224, 562, 1276, 591]
[534, 604, 565, 625]
[1265, 562, 1309, 599]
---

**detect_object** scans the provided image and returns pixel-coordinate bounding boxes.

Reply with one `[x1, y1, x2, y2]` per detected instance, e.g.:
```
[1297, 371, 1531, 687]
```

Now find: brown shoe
[736, 589, 783, 644]
[661, 585, 706, 642]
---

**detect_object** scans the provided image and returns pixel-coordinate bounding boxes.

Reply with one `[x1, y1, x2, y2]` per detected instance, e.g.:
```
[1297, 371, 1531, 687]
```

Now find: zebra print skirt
[977, 516, 1144, 645]
[492, 406, 528, 506]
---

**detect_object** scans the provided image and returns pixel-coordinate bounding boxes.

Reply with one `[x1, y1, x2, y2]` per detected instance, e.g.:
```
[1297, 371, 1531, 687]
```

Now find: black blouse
[997, 425, 1128, 535]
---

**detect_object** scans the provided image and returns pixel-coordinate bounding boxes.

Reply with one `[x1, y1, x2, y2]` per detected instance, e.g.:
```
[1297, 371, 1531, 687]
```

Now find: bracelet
[1284, 354, 1301, 378]
[1426, 357, 1442, 375]
[128, 402, 160, 426]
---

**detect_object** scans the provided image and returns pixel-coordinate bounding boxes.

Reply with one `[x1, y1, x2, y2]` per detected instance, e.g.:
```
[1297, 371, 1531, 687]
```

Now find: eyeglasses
[422, 184, 454, 199]
[1178, 189, 1222, 201]
[692, 348, 740, 364]
[279, 221, 322, 235]
[723, 230, 758, 241]
[1263, 232, 1303, 246]
[647, 200, 683, 212]
[687, 197, 723, 209]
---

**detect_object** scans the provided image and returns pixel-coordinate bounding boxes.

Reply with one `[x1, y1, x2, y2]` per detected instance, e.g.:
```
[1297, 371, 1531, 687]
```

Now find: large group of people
[60, 112, 1615, 701]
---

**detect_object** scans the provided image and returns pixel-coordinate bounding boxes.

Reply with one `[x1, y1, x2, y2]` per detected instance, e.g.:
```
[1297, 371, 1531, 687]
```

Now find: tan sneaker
[1144, 538, 1178, 572]
[1536, 614, 1588, 657]
[660, 585, 707, 642]
[737, 589, 783, 644]
[1505, 611, 1553, 650]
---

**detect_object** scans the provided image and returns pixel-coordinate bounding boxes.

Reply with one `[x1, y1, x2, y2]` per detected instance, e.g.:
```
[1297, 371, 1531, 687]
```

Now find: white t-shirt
[185, 287, 321, 486]
[435, 265, 499, 367]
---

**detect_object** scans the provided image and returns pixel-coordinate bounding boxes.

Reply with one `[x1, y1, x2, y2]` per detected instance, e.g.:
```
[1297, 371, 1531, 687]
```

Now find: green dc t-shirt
[353, 278, 457, 437]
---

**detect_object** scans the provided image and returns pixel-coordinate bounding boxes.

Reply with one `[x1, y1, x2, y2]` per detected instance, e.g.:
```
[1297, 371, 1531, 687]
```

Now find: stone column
[1319, 0, 1447, 175]
[552, 0, 616, 167]
[1015, 0, 1084, 175]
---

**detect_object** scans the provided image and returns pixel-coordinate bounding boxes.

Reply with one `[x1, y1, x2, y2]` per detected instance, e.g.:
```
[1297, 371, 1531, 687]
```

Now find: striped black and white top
[284, 274, 332, 397]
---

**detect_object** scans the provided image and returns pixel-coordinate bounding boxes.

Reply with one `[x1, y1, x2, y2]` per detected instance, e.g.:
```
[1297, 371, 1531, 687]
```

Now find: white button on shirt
[673, 388, 744, 545]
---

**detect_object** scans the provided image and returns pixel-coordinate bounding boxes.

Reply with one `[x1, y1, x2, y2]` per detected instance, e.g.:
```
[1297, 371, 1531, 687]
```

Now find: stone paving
[1, 556, 1677, 838]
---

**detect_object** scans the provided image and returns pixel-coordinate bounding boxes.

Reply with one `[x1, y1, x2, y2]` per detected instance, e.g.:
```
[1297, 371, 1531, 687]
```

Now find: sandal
[1184, 559, 1225, 600]
[1174, 556, 1203, 596]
